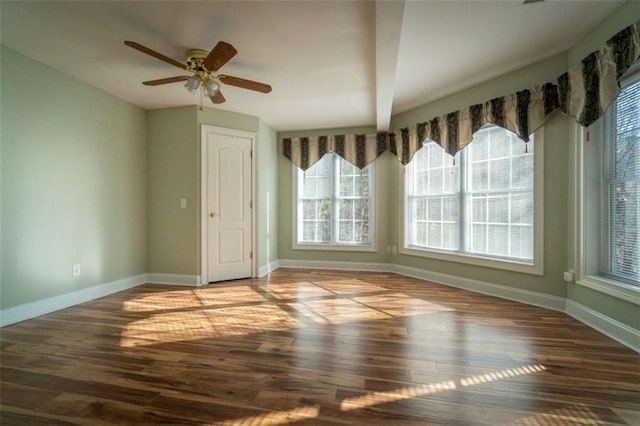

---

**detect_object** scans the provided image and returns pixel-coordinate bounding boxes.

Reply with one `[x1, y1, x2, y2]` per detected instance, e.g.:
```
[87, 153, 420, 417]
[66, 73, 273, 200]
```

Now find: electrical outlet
[386, 246, 391, 253]
[72, 264, 81, 277]
[392, 245, 397, 254]
[180, 198, 187, 209]
[563, 270, 574, 282]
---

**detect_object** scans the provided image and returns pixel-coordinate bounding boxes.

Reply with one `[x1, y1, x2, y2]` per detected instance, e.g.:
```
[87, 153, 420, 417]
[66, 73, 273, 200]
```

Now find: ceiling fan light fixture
[204, 77, 221, 96]
[185, 75, 201, 93]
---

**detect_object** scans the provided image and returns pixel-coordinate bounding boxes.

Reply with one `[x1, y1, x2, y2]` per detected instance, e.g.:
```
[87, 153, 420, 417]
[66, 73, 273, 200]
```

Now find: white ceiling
[0, 0, 624, 131]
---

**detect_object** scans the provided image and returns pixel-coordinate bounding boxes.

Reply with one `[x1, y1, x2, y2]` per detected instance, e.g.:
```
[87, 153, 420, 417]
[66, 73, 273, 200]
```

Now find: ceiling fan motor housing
[185, 49, 209, 72]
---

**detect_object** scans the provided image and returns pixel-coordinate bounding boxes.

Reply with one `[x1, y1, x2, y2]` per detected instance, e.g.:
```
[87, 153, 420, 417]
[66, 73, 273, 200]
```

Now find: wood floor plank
[1, 269, 638, 425]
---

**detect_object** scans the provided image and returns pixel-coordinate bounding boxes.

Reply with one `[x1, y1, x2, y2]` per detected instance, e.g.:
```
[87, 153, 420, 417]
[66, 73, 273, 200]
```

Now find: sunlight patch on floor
[341, 380, 457, 411]
[123, 286, 265, 312]
[509, 403, 602, 425]
[340, 364, 547, 411]
[119, 279, 456, 346]
[460, 364, 546, 386]
[209, 404, 320, 425]
[120, 304, 302, 347]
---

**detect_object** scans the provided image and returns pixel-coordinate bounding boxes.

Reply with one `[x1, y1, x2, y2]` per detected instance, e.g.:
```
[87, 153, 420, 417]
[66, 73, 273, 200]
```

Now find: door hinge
[250, 251, 253, 259]
[249, 200, 252, 209]
[250, 150, 253, 159]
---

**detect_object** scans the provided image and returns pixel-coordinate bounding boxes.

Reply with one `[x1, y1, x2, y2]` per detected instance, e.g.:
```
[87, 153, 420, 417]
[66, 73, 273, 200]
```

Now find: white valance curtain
[284, 21, 640, 170]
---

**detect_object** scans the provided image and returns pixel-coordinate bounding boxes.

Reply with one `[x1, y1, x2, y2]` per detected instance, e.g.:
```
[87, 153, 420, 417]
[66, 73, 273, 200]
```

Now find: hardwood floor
[1, 269, 638, 425]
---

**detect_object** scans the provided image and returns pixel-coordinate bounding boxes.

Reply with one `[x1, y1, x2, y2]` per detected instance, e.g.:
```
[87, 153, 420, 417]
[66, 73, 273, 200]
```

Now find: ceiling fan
[124, 40, 272, 104]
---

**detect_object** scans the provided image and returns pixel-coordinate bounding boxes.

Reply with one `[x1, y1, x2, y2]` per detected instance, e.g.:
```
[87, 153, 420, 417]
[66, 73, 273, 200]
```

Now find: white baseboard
[257, 260, 280, 278]
[275, 259, 637, 352]
[278, 259, 393, 272]
[0, 273, 147, 327]
[147, 273, 201, 286]
[277, 259, 565, 312]
[566, 300, 640, 352]
[392, 263, 566, 312]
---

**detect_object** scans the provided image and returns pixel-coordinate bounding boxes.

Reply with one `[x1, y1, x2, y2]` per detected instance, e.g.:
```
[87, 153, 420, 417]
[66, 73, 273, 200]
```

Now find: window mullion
[459, 149, 467, 253]
[332, 156, 340, 244]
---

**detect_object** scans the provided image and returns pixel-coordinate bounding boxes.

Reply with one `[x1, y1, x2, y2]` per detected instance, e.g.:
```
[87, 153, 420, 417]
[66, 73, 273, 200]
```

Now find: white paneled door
[205, 129, 253, 283]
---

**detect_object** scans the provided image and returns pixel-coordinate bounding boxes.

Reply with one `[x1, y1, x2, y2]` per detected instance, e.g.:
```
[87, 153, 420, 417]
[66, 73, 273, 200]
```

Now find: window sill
[293, 243, 377, 253]
[576, 275, 640, 305]
[400, 246, 543, 276]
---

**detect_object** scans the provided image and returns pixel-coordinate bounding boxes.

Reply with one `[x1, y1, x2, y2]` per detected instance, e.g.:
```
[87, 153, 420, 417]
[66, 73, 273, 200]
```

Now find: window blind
[602, 76, 640, 286]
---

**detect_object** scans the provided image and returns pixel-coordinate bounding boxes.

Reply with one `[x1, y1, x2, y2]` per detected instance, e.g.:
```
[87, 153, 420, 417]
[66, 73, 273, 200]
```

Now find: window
[602, 75, 639, 286]
[403, 126, 543, 274]
[578, 66, 639, 301]
[294, 153, 374, 249]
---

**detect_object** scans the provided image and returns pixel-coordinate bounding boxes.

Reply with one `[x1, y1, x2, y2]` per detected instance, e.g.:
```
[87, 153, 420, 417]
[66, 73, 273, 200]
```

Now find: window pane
[443, 197, 458, 222]
[428, 198, 442, 221]
[511, 193, 533, 224]
[428, 223, 442, 248]
[602, 74, 640, 285]
[489, 127, 511, 158]
[415, 222, 427, 246]
[298, 153, 373, 245]
[489, 158, 510, 190]
[470, 224, 487, 253]
[443, 223, 458, 250]
[511, 225, 533, 260]
[340, 175, 354, 197]
[487, 195, 509, 223]
[405, 127, 535, 263]
[512, 155, 534, 188]
[469, 161, 488, 191]
[339, 199, 354, 219]
[428, 169, 443, 194]
[488, 225, 509, 256]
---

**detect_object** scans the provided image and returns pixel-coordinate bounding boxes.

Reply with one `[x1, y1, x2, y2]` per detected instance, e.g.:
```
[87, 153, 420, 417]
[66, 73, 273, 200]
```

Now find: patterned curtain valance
[282, 133, 387, 171]
[282, 21, 639, 170]
[390, 20, 640, 165]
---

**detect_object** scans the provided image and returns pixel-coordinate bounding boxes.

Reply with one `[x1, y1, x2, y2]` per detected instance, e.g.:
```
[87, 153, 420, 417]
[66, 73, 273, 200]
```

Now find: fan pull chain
[585, 129, 590, 143]
[525, 143, 528, 154]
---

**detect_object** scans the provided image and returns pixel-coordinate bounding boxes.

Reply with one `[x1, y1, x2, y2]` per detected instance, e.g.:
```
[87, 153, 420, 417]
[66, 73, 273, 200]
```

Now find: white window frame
[573, 65, 640, 305]
[400, 127, 544, 275]
[291, 154, 376, 252]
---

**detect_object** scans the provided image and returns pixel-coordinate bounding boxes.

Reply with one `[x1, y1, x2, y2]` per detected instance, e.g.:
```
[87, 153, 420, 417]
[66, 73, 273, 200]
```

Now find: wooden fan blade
[210, 89, 226, 104]
[142, 76, 190, 86]
[202, 41, 237, 72]
[124, 41, 188, 70]
[218, 75, 272, 93]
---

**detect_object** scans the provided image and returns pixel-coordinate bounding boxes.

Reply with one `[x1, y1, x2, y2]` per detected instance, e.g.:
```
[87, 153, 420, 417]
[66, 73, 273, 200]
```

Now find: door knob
[209, 212, 216, 218]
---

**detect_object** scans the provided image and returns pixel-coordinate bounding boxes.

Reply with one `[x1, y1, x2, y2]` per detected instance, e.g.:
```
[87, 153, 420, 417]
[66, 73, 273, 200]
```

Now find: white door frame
[200, 125, 257, 285]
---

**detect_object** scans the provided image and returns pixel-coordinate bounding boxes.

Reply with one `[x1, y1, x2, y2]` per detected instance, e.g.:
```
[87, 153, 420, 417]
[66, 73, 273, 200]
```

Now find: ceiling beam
[375, 0, 405, 132]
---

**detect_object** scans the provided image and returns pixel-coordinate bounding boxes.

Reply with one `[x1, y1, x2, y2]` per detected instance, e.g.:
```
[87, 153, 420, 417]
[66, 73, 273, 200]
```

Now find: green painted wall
[389, 56, 570, 298]
[565, 1, 640, 329]
[277, 125, 395, 264]
[258, 120, 279, 270]
[147, 105, 270, 277]
[1, 46, 147, 308]
[147, 106, 198, 275]
[277, 58, 570, 297]
[276, 2, 640, 331]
